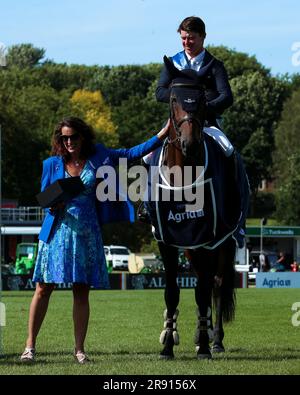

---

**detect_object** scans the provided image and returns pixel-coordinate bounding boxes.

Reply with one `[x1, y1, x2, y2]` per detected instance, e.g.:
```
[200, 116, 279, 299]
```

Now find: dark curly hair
[51, 117, 96, 161]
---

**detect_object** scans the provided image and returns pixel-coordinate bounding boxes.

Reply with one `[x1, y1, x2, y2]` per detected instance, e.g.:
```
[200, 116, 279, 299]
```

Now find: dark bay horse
[145, 57, 249, 359]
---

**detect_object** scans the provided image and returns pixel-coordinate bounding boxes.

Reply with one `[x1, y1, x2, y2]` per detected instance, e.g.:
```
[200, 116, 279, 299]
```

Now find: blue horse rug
[143, 134, 250, 250]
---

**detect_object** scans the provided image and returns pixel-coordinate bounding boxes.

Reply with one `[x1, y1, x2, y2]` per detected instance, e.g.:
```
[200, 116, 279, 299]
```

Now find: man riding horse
[137, 17, 249, 359]
[143, 68, 249, 359]
[139, 16, 236, 223]
[156, 16, 234, 158]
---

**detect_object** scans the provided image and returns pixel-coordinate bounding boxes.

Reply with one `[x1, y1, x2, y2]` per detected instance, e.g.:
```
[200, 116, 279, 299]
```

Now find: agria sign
[256, 273, 300, 288]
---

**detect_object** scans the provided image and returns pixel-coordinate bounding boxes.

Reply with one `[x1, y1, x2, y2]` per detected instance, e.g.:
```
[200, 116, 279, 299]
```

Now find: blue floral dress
[33, 161, 109, 289]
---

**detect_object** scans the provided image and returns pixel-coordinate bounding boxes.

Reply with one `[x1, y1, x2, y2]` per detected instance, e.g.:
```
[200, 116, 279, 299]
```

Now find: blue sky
[1, 0, 300, 75]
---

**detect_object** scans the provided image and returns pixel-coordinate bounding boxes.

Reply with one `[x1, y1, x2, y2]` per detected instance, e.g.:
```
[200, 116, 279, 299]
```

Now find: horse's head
[164, 56, 206, 161]
[170, 81, 206, 159]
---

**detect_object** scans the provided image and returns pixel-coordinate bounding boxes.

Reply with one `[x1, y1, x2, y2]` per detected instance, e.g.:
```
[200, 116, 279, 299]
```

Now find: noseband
[169, 82, 205, 148]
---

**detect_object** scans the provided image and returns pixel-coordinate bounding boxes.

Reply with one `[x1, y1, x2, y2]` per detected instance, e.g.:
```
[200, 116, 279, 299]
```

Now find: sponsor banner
[1, 272, 246, 291]
[246, 226, 300, 237]
[128, 273, 198, 289]
[256, 272, 300, 288]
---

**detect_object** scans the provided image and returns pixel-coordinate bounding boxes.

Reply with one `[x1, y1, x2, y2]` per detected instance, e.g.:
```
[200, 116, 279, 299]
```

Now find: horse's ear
[163, 55, 184, 79]
[163, 55, 200, 84]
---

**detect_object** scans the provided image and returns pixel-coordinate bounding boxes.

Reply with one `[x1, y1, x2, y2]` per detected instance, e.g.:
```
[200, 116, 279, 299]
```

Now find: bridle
[168, 82, 205, 149]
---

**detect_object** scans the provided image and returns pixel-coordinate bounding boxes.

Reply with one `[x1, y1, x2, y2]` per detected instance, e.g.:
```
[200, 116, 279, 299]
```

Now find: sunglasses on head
[60, 133, 80, 143]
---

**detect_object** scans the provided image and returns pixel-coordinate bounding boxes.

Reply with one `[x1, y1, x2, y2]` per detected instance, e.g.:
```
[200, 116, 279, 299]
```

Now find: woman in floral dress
[20, 116, 169, 363]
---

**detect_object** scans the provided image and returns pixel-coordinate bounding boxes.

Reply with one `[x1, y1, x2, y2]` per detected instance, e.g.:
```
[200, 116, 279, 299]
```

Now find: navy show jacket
[155, 50, 233, 122]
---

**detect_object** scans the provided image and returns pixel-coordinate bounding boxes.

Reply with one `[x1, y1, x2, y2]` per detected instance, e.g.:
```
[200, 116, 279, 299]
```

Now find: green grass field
[0, 288, 300, 375]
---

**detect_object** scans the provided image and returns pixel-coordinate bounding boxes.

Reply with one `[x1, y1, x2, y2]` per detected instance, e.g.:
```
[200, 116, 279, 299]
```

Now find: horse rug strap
[154, 179, 217, 248]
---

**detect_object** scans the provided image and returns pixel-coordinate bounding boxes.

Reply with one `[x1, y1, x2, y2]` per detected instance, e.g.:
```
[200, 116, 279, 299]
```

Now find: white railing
[0, 207, 46, 224]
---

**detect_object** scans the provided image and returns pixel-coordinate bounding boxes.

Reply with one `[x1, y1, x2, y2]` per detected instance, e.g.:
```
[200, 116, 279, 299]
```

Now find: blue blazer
[39, 136, 162, 243]
[156, 50, 233, 122]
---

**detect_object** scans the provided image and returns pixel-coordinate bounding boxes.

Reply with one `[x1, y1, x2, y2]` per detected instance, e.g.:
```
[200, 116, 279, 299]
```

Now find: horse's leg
[211, 244, 226, 353]
[158, 241, 179, 360]
[212, 285, 225, 352]
[190, 249, 214, 359]
[212, 238, 236, 353]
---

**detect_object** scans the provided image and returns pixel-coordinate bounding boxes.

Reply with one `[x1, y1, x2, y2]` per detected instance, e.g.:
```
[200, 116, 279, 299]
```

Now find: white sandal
[74, 350, 90, 364]
[20, 347, 35, 362]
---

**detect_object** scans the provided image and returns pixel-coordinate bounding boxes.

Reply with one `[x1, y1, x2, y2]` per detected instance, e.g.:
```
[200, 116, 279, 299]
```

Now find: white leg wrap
[159, 328, 180, 345]
[195, 307, 214, 344]
[160, 329, 168, 345]
[160, 309, 180, 345]
[196, 307, 211, 319]
[173, 330, 179, 345]
[163, 308, 179, 320]
[208, 327, 214, 342]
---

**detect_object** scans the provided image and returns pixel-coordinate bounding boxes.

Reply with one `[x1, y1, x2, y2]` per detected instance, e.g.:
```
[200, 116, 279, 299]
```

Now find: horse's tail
[219, 261, 236, 323]
[213, 239, 236, 323]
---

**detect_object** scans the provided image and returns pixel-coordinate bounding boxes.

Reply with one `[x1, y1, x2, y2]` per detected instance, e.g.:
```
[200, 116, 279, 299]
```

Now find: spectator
[291, 260, 299, 272]
[276, 251, 287, 271]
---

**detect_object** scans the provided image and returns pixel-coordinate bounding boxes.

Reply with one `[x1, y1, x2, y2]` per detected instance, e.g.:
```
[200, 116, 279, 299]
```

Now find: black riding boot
[159, 309, 179, 359]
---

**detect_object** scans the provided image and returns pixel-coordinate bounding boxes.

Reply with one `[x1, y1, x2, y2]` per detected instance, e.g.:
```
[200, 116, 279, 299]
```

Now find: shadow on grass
[1, 294, 34, 299]
[0, 349, 156, 366]
[1, 346, 300, 366]
[210, 346, 300, 362]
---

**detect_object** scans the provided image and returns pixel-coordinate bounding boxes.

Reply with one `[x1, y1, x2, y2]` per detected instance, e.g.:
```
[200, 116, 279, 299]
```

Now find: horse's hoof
[197, 348, 212, 360]
[197, 352, 212, 360]
[160, 344, 174, 360]
[159, 349, 174, 360]
[159, 352, 174, 360]
[212, 344, 225, 353]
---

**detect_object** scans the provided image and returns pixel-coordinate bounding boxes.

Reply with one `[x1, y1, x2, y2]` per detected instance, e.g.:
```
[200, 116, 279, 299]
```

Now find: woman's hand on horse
[157, 119, 171, 140]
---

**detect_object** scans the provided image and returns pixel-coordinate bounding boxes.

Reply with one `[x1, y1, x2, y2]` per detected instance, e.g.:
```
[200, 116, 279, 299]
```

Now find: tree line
[1, 44, 300, 250]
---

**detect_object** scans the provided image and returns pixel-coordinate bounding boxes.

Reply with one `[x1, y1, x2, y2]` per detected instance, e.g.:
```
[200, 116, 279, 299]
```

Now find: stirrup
[20, 347, 35, 362]
[74, 350, 90, 364]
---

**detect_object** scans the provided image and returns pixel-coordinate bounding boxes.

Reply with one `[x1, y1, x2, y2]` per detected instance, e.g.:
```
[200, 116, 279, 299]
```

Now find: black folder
[36, 177, 85, 208]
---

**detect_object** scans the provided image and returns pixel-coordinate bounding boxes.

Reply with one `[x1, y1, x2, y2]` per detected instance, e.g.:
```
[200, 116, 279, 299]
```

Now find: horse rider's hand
[49, 201, 65, 214]
[157, 119, 171, 140]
